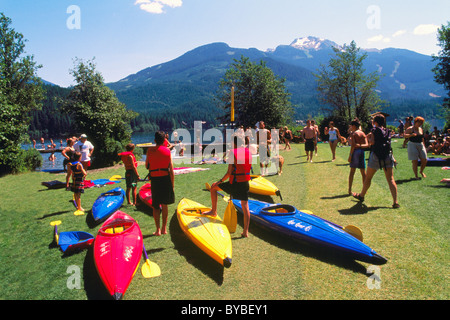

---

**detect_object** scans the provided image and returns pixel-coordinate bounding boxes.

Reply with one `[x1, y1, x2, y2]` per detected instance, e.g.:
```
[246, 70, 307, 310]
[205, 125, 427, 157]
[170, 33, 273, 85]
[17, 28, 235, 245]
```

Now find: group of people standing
[63, 134, 94, 213]
[62, 113, 439, 238]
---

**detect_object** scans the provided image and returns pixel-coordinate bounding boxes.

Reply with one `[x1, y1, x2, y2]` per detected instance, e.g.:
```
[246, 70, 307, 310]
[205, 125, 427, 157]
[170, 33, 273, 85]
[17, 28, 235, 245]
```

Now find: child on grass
[66, 152, 87, 212]
[119, 143, 140, 206]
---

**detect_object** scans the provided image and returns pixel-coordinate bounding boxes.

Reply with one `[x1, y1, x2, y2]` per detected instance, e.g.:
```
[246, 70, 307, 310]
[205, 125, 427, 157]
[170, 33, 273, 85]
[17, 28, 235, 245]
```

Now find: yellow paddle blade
[344, 225, 363, 242]
[110, 175, 122, 181]
[50, 220, 61, 226]
[141, 259, 161, 278]
[223, 200, 237, 233]
[74, 210, 85, 216]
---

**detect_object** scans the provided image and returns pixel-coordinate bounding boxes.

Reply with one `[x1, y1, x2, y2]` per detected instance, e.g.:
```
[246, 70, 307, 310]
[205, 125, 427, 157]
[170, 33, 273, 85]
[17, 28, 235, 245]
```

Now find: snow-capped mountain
[107, 37, 444, 120]
[289, 36, 339, 51]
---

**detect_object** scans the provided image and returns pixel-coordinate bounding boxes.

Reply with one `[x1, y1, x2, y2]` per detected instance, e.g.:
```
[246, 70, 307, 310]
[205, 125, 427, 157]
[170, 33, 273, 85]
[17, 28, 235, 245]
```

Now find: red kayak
[94, 211, 143, 300]
[138, 183, 162, 210]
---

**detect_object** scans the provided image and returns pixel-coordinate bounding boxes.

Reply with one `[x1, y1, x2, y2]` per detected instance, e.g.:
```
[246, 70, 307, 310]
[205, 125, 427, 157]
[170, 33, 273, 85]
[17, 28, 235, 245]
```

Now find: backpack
[371, 127, 392, 169]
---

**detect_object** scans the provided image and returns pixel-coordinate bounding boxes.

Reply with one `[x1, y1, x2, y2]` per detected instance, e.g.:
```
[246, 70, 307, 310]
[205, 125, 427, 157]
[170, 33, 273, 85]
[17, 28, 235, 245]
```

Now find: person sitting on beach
[442, 137, 450, 156]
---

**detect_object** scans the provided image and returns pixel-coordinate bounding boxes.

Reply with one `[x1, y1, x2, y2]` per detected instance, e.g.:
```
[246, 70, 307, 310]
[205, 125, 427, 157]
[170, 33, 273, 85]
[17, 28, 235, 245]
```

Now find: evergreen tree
[60, 58, 138, 168]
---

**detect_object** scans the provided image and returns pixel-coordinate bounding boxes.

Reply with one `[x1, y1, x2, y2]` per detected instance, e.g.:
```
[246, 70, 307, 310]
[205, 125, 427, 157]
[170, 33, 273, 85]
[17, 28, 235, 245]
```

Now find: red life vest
[147, 145, 171, 177]
[230, 147, 251, 184]
[118, 152, 137, 170]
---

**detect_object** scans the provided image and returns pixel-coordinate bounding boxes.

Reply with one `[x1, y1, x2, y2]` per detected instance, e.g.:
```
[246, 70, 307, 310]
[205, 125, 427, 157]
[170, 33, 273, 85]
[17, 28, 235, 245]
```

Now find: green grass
[0, 139, 448, 300]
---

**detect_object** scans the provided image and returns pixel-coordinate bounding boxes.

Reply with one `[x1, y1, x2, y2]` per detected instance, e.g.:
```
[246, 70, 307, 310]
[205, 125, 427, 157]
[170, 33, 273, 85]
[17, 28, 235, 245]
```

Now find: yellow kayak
[249, 175, 282, 199]
[176, 198, 232, 268]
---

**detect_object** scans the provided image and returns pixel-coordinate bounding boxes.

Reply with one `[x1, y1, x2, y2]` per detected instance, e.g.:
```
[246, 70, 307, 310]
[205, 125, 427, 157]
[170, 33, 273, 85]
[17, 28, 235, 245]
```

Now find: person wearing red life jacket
[118, 143, 140, 206]
[204, 135, 252, 237]
[145, 131, 175, 236]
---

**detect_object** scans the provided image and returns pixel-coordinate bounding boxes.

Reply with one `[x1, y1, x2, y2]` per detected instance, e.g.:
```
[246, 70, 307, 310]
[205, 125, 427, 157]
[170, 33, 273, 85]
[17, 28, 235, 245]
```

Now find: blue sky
[1, 0, 449, 87]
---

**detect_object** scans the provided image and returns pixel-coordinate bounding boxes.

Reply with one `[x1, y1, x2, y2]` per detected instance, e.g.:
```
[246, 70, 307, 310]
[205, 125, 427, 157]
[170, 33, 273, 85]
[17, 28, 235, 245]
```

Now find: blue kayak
[58, 231, 94, 253]
[232, 199, 387, 265]
[91, 187, 126, 222]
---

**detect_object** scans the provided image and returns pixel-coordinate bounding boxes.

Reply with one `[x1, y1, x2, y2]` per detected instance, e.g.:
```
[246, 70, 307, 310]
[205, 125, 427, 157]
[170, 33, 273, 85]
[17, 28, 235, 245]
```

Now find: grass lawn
[0, 138, 448, 300]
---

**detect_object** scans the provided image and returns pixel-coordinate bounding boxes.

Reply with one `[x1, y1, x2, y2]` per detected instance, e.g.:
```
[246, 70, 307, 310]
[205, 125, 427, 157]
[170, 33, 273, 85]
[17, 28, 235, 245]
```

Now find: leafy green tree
[314, 41, 383, 126]
[60, 58, 138, 168]
[215, 56, 293, 128]
[0, 13, 44, 175]
[432, 22, 450, 129]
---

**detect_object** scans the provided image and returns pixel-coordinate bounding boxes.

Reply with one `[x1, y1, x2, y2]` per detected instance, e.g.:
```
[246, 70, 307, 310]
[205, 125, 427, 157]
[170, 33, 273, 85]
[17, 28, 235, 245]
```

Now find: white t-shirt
[74, 140, 94, 161]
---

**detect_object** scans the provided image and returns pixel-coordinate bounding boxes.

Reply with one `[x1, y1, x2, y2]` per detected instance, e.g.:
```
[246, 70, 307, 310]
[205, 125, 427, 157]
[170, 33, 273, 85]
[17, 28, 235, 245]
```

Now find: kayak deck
[177, 198, 232, 268]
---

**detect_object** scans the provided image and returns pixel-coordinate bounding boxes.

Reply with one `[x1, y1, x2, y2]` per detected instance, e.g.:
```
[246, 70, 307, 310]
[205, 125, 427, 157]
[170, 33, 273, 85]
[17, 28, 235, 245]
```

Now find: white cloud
[392, 30, 407, 38]
[413, 24, 439, 35]
[135, 0, 182, 14]
[158, 0, 183, 8]
[367, 34, 391, 43]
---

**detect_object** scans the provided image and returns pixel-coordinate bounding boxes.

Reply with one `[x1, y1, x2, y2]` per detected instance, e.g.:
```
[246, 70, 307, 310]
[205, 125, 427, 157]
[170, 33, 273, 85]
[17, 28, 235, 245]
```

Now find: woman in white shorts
[405, 116, 427, 179]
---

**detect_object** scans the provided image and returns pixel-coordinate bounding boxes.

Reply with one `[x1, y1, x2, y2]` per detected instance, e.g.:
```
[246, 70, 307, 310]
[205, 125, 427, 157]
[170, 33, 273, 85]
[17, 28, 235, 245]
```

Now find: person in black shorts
[145, 131, 175, 236]
[204, 135, 252, 237]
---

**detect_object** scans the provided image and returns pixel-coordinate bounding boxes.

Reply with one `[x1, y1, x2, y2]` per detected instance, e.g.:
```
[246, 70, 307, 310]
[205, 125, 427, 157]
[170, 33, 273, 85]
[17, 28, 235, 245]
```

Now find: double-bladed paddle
[141, 244, 161, 278]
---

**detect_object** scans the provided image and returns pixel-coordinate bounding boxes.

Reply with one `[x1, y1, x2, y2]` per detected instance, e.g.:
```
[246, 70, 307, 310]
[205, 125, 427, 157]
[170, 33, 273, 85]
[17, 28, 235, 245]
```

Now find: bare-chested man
[302, 120, 316, 162]
[347, 119, 367, 194]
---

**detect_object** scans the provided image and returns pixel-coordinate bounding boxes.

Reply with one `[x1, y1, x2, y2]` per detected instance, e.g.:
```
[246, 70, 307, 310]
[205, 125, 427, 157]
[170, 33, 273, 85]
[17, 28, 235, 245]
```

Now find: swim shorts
[305, 139, 315, 152]
[150, 175, 175, 207]
[125, 169, 138, 188]
[350, 148, 366, 169]
[219, 181, 250, 201]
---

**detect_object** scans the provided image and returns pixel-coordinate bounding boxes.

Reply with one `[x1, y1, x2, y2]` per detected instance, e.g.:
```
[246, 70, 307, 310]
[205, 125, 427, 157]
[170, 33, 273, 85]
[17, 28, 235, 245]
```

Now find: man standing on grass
[347, 118, 367, 195]
[74, 134, 94, 170]
[302, 120, 316, 162]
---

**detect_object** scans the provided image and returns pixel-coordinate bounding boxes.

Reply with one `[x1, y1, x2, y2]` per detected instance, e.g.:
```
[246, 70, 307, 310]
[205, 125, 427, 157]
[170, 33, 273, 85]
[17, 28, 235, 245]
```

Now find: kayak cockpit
[100, 219, 135, 235]
[261, 204, 296, 216]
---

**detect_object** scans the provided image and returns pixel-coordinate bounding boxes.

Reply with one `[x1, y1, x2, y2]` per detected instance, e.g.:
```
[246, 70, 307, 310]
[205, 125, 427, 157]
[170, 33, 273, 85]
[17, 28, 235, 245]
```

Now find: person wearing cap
[74, 134, 94, 169]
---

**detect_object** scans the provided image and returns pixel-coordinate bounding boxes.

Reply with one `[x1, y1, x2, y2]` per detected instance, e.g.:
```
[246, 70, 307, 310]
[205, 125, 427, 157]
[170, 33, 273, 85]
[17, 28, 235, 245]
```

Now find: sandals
[352, 193, 365, 202]
[392, 203, 400, 209]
